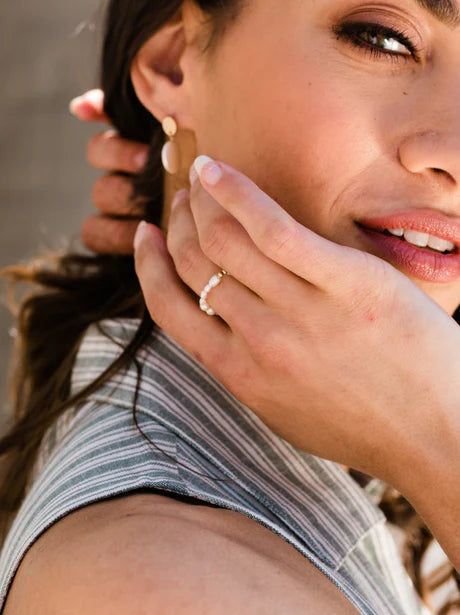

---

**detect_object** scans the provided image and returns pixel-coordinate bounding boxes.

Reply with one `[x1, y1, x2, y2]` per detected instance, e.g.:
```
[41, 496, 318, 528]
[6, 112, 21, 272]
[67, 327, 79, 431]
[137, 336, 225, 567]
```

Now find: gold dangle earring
[161, 116, 181, 175]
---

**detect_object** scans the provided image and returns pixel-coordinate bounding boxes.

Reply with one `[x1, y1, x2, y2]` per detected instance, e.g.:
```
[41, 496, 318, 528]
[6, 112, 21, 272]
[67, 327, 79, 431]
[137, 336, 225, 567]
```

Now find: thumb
[69, 89, 110, 124]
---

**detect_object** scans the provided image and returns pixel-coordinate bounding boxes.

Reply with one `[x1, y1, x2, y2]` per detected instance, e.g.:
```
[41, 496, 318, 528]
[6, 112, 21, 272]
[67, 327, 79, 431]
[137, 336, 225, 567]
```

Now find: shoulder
[4, 492, 360, 615]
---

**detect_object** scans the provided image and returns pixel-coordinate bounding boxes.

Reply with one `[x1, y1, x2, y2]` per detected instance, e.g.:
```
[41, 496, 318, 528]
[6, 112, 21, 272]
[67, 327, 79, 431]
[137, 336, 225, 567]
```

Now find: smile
[374, 228, 456, 255]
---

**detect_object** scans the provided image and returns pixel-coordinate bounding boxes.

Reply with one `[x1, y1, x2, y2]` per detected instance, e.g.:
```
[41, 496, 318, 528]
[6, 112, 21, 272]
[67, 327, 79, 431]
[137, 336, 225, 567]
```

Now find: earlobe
[130, 19, 193, 127]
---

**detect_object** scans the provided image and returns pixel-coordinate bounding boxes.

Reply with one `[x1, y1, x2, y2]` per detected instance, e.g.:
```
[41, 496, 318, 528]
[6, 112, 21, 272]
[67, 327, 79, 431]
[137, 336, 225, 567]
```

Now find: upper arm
[4, 493, 360, 615]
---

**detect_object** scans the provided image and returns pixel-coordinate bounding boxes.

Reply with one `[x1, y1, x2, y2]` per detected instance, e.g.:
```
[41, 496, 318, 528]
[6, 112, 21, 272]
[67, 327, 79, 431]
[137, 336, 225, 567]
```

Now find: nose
[399, 130, 460, 188]
[398, 68, 460, 189]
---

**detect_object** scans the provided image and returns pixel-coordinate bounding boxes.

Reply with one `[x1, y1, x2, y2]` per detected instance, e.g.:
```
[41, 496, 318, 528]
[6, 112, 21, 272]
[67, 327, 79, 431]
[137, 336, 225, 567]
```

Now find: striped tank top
[0, 319, 432, 614]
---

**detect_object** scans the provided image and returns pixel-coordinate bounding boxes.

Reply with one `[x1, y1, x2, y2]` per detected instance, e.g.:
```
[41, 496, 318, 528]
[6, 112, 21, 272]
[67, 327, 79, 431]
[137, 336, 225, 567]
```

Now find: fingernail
[69, 96, 81, 117]
[134, 220, 148, 252]
[135, 149, 149, 170]
[171, 189, 189, 210]
[194, 155, 222, 186]
[104, 128, 119, 139]
[189, 164, 198, 186]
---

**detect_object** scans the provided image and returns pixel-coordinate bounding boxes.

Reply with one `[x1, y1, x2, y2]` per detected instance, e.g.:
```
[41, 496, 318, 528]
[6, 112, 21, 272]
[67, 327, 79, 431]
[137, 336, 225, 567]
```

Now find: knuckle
[339, 253, 393, 323]
[111, 220, 137, 255]
[171, 237, 200, 278]
[80, 216, 101, 253]
[211, 347, 257, 406]
[119, 143, 136, 172]
[200, 216, 234, 262]
[86, 133, 105, 166]
[260, 219, 299, 259]
[91, 175, 109, 208]
[246, 325, 290, 373]
[92, 174, 135, 214]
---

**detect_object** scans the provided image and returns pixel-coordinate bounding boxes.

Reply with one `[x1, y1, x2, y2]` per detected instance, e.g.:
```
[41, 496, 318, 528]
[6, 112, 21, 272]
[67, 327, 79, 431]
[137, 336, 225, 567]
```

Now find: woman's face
[184, 0, 460, 314]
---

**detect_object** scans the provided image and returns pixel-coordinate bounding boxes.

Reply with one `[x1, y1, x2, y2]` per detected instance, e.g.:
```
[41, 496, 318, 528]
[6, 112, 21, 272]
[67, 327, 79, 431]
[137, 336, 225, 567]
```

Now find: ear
[130, 4, 203, 130]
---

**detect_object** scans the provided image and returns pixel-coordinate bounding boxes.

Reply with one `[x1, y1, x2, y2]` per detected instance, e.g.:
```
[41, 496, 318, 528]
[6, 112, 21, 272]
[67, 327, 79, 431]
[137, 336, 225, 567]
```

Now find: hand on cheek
[134, 156, 460, 499]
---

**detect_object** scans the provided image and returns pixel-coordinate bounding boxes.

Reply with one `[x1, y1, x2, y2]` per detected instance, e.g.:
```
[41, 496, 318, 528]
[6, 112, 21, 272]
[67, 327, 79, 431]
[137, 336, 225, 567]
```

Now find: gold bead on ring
[199, 270, 228, 316]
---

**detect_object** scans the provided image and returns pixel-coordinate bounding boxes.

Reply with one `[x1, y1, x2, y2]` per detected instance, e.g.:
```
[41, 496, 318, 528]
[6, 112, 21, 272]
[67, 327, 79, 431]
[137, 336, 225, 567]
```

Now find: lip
[357, 209, 460, 283]
[359, 210, 460, 247]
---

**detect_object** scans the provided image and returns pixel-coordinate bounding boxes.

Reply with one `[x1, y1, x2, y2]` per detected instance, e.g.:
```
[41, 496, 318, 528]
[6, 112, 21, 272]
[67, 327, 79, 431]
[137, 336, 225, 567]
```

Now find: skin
[151, 0, 460, 312]
[82, 0, 460, 310]
[5, 493, 360, 614]
[71, 0, 460, 585]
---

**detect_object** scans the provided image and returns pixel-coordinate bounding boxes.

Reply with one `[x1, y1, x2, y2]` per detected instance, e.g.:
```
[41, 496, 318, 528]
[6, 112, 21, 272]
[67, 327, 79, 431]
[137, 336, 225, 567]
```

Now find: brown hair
[1, 1, 459, 611]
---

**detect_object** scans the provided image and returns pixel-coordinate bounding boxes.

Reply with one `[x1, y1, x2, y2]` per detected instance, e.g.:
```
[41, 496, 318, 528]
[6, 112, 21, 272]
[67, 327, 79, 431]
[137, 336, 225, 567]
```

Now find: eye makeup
[333, 21, 422, 63]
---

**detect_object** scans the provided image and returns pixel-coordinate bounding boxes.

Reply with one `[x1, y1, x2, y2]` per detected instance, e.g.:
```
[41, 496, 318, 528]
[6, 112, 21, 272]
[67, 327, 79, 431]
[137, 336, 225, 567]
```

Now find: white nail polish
[194, 155, 214, 176]
[189, 164, 198, 185]
[134, 221, 148, 252]
[194, 155, 222, 185]
[69, 97, 82, 117]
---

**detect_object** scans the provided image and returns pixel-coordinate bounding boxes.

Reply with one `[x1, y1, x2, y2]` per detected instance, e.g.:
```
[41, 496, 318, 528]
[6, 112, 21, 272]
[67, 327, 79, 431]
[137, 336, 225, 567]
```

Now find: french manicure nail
[134, 220, 148, 252]
[189, 164, 198, 186]
[69, 96, 82, 117]
[171, 189, 189, 209]
[194, 155, 222, 186]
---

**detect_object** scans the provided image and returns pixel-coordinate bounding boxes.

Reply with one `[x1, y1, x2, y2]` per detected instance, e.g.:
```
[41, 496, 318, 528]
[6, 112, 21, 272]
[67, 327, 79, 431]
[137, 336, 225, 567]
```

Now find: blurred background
[1, 0, 105, 418]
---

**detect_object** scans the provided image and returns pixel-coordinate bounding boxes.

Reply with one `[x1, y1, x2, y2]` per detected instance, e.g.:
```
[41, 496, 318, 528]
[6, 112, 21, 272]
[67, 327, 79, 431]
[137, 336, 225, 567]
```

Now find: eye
[334, 22, 421, 64]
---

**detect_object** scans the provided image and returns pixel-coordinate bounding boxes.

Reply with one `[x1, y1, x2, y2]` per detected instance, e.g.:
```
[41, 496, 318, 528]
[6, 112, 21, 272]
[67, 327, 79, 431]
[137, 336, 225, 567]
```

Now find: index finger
[192, 156, 367, 291]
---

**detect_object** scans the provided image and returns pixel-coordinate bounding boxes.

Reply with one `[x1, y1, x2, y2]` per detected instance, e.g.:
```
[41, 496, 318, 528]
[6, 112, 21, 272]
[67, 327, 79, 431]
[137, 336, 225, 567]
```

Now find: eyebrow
[415, 0, 460, 28]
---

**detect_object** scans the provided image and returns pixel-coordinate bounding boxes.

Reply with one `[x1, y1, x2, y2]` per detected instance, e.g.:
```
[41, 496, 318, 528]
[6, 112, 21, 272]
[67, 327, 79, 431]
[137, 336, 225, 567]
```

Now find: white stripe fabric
[0, 319, 431, 614]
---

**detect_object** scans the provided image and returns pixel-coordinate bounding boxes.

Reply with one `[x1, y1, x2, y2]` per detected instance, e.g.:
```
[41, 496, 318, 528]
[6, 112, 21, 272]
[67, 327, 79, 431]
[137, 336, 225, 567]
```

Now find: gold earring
[161, 116, 181, 175]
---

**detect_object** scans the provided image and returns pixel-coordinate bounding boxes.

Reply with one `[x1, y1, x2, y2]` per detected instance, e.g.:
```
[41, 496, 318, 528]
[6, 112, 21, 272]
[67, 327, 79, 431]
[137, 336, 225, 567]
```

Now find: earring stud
[161, 116, 181, 175]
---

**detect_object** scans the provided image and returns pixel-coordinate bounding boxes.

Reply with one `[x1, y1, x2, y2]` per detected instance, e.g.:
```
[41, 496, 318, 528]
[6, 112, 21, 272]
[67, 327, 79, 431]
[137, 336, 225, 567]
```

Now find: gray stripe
[0, 319, 428, 614]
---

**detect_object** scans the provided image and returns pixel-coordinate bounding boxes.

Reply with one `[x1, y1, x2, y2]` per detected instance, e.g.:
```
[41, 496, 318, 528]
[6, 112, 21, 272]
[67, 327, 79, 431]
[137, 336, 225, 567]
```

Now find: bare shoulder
[4, 492, 360, 615]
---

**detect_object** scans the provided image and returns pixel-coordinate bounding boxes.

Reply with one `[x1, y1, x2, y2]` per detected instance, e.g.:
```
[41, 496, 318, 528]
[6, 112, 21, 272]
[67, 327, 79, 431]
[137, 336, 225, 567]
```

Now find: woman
[1, 0, 459, 612]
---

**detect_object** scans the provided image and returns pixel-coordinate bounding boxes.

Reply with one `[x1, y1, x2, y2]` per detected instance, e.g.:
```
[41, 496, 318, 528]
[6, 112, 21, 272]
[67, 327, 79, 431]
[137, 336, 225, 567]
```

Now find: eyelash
[334, 22, 421, 64]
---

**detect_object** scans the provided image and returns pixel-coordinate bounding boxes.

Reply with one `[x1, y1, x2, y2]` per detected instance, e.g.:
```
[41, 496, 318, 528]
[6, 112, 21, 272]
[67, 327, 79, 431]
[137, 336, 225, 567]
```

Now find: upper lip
[358, 208, 460, 248]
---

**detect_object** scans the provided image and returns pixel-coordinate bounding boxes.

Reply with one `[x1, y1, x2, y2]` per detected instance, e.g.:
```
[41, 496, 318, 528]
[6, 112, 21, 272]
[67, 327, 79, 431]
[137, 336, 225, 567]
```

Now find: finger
[92, 174, 147, 217]
[134, 222, 239, 383]
[69, 89, 110, 123]
[167, 191, 265, 331]
[87, 131, 149, 174]
[193, 156, 363, 291]
[188, 174, 312, 308]
[81, 215, 139, 255]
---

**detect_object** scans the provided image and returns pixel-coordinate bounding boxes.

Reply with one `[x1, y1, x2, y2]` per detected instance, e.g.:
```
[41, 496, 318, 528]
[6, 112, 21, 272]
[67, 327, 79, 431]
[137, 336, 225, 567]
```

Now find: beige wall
[0, 1, 103, 417]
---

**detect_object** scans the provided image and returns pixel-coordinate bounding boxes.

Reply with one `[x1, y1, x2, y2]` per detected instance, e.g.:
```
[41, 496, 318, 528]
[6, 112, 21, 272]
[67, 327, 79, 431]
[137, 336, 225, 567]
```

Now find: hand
[70, 89, 149, 254]
[133, 158, 460, 494]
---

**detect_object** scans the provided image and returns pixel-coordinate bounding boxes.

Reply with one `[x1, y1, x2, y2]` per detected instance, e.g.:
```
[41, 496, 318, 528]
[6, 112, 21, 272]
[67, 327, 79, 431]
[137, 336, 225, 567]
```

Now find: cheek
[194, 23, 381, 236]
[266, 84, 377, 232]
[249, 62, 382, 230]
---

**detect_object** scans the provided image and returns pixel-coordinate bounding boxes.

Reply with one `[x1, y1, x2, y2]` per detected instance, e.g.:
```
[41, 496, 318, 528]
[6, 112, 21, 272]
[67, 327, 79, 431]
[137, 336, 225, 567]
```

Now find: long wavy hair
[1, 1, 459, 611]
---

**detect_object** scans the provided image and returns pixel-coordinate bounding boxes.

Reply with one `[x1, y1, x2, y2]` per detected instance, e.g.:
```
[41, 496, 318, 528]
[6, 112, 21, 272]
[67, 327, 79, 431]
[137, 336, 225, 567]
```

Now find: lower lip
[358, 226, 460, 283]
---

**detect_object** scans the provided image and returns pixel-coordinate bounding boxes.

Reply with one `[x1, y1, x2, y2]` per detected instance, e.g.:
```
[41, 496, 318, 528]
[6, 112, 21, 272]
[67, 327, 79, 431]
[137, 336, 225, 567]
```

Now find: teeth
[427, 236, 455, 253]
[403, 230, 429, 248]
[385, 228, 456, 253]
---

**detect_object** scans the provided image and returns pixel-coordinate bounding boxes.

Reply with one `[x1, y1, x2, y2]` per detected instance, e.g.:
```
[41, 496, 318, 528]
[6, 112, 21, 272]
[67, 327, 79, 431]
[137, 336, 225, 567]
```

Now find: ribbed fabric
[0, 319, 431, 614]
